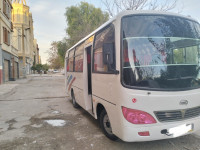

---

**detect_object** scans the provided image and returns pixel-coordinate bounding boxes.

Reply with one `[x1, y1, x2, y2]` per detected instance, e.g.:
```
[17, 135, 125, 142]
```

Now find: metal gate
[4, 60, 9, 82]
[14, 62, 18, 79]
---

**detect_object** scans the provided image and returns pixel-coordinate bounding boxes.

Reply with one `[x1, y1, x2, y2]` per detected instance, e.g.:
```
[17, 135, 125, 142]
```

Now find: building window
[8, 31, 10, 45]
[3, 0, 11, 19]
[3, 27, 10, 45]
[3, 0, 6, 15]
[93, 24, 115, 72]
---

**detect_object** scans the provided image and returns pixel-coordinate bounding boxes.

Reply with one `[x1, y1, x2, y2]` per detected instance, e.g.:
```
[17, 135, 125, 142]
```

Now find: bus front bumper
[119, 117, 200, 142]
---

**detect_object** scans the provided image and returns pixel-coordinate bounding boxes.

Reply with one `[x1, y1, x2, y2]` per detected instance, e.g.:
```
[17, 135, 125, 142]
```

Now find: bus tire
[100, 109, 118, 141]
[71, 91, 79, 108]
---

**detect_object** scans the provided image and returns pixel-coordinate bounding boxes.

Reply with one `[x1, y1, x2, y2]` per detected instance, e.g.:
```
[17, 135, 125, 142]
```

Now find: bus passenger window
[93, 24, 115, 73]
[68, 49, 75, 72]
[66, 58, 69, 72]
[75, 43, 84, 72]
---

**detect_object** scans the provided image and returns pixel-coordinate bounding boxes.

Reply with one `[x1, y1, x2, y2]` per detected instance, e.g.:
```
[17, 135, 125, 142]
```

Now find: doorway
[4, 60, 9, 82]
[86, 46, 92, 95]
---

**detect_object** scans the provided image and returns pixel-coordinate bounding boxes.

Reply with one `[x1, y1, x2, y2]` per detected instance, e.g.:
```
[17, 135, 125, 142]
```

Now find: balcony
[11, 46, 18, 56]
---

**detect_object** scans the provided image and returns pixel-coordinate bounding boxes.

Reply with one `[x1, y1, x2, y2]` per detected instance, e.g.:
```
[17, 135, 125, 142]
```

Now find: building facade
[0, 0, 19, 84]
[12, 0, 39, 78]
[33, 39, 40, 65]
[39, 55, 41, 64]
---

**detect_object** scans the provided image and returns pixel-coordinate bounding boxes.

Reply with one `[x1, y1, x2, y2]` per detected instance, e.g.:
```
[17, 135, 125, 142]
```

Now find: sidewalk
[0, 73, 64, 96]
[0, 76, 31, 96]
[0, 84, 18, 96]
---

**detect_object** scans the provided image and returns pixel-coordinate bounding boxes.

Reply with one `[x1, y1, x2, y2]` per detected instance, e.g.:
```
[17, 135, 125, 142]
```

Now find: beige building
[12, 0, 39, 78]
[0, 0, 19, 84]
[33, 39, 39, 65]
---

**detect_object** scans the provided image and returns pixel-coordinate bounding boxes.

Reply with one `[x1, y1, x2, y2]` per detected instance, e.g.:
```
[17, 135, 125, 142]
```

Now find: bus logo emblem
[180, 100, 188, 105]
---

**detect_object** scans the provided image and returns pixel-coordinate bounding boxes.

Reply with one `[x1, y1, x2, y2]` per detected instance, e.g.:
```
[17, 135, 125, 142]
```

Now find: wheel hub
[103, 114, 112, 135]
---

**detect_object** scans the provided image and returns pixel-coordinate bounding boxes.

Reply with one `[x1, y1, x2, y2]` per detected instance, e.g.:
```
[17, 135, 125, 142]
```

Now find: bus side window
[68, 49, 75, 72]
[66, 58, 69, 72]
[74, 43, 84, 72]
[93, 24, 115, 73]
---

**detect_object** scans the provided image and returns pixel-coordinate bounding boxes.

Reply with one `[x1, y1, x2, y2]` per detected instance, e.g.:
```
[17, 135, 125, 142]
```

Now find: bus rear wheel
[71, 91, 79, 108]
[100, 109, 118, 141]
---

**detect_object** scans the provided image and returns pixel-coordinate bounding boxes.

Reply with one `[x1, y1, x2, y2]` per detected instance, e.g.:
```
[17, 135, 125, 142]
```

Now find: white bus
[65, 10, 200, 142]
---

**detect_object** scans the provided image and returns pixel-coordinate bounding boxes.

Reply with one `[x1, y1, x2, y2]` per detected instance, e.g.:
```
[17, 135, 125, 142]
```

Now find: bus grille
[155, 106, 200, 122]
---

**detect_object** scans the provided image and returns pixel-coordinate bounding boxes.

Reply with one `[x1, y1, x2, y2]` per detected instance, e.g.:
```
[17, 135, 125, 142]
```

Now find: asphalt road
[0, 74, 200, 150]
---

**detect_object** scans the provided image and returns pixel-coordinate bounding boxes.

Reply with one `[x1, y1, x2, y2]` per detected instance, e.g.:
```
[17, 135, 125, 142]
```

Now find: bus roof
[65, 10, 198, 58]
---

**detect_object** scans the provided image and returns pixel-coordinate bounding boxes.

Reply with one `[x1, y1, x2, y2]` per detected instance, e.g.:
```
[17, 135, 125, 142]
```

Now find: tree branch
[101, 0, 181, 17]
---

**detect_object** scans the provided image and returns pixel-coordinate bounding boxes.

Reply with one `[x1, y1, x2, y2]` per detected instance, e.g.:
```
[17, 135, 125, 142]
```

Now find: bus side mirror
[103, 43, 114, 65]
[103, 43, 119, 74]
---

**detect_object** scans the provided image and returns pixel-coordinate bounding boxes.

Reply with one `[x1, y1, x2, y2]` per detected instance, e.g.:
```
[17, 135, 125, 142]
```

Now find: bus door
[87, 46, 92, 95]
[83, 45, 93, 113]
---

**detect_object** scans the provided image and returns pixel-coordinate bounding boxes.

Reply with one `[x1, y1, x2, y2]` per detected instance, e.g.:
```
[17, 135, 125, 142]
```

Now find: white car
[53, 70, 59, 73]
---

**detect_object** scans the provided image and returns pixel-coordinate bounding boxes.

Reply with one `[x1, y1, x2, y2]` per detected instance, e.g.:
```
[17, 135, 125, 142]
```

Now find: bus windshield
[122, 15, 200, 90]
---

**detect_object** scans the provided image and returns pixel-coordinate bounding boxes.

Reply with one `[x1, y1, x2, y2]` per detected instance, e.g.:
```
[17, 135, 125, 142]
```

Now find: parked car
[53, 70, 59, 73]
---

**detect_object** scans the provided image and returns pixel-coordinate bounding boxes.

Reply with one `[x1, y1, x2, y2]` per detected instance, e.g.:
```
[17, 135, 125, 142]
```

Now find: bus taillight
[122, 107, 157, 124]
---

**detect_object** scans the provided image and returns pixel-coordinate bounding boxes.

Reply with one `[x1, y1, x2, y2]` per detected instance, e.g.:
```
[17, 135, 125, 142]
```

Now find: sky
[27, 0, 200, 64]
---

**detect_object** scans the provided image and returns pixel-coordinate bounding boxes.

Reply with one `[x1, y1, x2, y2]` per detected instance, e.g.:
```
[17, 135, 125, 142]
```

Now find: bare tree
[101, 0, 179, 17]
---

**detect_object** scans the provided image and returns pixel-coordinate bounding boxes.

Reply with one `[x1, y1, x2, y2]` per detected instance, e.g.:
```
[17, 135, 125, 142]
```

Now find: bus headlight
[122, 107, 157, 124]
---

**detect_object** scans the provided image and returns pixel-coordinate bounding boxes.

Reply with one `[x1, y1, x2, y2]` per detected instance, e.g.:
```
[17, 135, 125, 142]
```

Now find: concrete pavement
[0, 84, 18, 96]
[0, 74, 63, 96]
[0, 74, 200, 150]
[0, 75, 33, 96]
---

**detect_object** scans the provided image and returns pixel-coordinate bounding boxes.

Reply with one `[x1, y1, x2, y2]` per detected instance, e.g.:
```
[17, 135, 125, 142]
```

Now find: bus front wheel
[100, 109, 118, 141]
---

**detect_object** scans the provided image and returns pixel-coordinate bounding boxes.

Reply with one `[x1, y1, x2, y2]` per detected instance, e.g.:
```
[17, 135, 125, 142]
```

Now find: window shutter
[3, 0, 6, 14]
[7, 5, 9, 18]
[3, 28, 6, 43]
[5, 28, 8, 44]
[8, 31, 10, 45]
